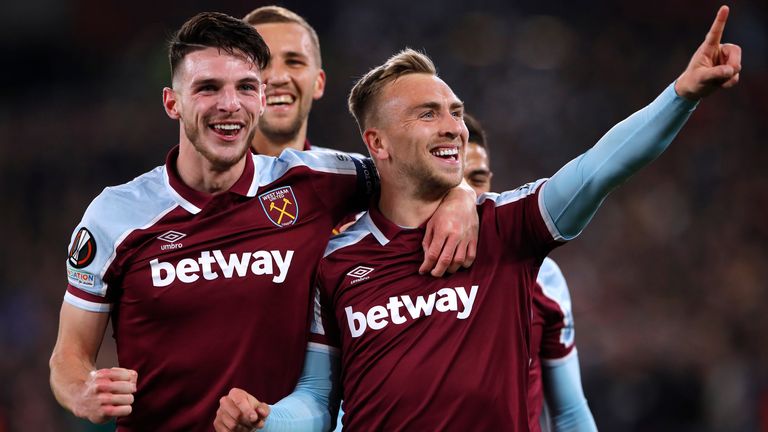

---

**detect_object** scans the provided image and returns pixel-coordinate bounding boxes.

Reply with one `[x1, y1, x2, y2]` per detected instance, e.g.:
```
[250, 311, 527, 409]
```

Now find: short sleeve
[536, 258, 576, 361]
[309, 260, 343, 351]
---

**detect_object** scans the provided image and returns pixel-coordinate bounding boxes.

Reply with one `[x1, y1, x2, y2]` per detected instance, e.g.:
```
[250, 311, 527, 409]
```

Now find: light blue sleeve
[542, 83, 699, 239]
[331, 405, 344, 432]
[542, 350, 598, 432]
[263, 344, 341, 432]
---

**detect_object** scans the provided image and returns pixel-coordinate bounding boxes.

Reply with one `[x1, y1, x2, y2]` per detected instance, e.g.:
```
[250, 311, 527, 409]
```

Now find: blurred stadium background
[1, 0, 766, 430]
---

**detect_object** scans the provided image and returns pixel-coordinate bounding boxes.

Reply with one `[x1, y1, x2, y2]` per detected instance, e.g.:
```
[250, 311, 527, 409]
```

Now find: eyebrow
[466, 168, 491, 176]
[191, 77, 262, 87]
[281, 50, 310, 60]
[411, 101, 465, 112]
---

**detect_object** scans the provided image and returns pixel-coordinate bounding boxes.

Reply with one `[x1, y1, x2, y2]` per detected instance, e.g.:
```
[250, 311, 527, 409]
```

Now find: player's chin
[204, 140, 251, 168]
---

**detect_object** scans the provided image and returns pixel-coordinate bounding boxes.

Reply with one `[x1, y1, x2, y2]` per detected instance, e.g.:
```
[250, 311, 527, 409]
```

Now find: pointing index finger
[704, 5, 730, 47]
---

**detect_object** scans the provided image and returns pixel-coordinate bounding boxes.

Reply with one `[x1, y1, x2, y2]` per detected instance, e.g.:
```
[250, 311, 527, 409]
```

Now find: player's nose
[439, 112, 462, 140]
[263, 62, 290, 86]
[218, 87, 241, 112]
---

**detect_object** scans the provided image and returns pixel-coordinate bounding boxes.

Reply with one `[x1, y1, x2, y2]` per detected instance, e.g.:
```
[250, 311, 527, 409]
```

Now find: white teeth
[213, 124, 242, 130]
[430, 148, 459, 157]
[267, 95, 295, 105]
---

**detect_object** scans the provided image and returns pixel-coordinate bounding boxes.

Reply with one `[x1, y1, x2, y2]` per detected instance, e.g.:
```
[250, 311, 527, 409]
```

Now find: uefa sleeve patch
[67, 268, 96, 288]
[68, 228, 97, 269]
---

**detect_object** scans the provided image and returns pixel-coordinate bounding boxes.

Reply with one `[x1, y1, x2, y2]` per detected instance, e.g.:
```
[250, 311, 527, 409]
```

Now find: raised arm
[49, 303, 137, 424]
[542, 6, 741, 239]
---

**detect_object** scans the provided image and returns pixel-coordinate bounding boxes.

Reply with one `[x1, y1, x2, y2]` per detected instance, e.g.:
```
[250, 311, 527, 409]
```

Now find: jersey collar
[163, 145, 257, 214]
[366, 205, 425, 246]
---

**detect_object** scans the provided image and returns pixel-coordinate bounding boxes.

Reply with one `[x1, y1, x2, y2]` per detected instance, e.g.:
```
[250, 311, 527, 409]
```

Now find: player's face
[464, 142, 492, 195]
[166, 47, 265, 170]
[376, 74, 467, 197]
[255, 22, 325, 141]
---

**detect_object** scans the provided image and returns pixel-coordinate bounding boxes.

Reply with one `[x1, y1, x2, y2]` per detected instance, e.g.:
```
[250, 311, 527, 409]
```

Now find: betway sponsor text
[150, 249, 294, 287]
[345, 285, 479, 337]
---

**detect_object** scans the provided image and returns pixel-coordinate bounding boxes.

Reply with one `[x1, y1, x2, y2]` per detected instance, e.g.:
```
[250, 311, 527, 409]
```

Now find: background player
[464, 113, 597, 431]
[49, 12, 478, 431]
[243, 6, 327, 156]
[214, 6, 740, 431]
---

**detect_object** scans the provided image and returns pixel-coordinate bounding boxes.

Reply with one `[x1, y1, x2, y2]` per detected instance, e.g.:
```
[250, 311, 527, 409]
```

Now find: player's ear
[163, 87, 181, 120]
[363, 128, 389, 161]
[259, 83, 267, 116]
[313, 69, 326, 100]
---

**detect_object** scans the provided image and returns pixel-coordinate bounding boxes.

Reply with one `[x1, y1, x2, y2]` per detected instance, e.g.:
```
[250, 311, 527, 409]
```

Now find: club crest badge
[68, 228, 97, 269]
[259, 186, 299, 227]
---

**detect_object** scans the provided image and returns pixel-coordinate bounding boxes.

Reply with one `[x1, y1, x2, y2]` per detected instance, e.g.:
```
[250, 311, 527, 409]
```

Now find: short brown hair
[464, 113, 489, 153]
[348, 48, 437, 133]
[243, 6, 322, 66]
[168, 12, 270, 81]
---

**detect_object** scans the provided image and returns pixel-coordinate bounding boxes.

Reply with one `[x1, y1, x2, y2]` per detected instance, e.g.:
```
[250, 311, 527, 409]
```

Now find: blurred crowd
[1, 0, 766, 430]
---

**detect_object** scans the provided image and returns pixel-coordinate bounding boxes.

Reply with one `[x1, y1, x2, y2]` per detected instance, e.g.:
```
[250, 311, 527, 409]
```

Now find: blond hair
[348, 48, 436, 133]
[243, 6, 321, 66]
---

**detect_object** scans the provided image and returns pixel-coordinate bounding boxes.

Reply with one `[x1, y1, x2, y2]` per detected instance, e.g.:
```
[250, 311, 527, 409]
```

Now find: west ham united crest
[68, 227, 96, 269]
[259, 186, 299, 227]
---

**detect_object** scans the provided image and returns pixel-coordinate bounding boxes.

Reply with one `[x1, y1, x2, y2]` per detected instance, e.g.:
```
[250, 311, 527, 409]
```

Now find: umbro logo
[347, 266, 373, 283]
[158, 230, 186, 250]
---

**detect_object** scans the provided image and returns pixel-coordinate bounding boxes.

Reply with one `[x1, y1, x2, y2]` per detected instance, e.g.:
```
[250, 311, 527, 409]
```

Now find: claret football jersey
[311, 180, 565, 432]
[527, 257, 576, 432]
[64, 147, 377, 431]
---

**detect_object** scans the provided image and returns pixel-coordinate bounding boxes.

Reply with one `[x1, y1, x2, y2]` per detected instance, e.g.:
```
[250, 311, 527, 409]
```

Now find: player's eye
[420, 111, 435, 120]
[197, 84, 217, 93]
[286, 59, 306, 67]
[451, 110, 463, 118]
[239, 84, 257, 91]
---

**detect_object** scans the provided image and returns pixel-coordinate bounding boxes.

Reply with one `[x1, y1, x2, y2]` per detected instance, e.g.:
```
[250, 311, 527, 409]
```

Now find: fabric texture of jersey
[63, 147, 376, 432]
[527, 257, 576, 432]
[310, 180, 563, 432]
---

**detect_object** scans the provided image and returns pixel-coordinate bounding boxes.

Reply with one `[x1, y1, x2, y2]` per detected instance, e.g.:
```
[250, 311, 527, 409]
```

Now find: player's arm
[49, 302, 137, 424]
[542, 6, 740, 239]
[542, 350, 597, 432]
[214, 345, 341, 432]
[420, 179, 478, 276]
[536, 259, 595, 431]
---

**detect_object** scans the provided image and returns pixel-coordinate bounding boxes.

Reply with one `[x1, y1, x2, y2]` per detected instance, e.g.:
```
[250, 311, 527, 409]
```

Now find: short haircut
[168, 12, 270, 81]
[348, 48, 437, 134]
[243, 6, 322, 66]
[464, 113, 489, 153]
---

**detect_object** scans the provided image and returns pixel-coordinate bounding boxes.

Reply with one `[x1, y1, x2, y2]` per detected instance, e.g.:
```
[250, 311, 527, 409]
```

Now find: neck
[251, 121, 309, 156]
[176, 141, 246, 195]
[377, 176, 448, 228]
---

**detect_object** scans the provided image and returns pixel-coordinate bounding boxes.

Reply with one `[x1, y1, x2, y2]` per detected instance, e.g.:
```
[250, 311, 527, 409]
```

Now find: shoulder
[81, 165, 176, 230]
[535, 257, 573, 320]
[73, 165, 178, 261]
[67, 165, 178, 294]
[309, 145, 368, 160]
[323, 213, 375, 259]
[476, 179, 548, 208]
[253, 149, 362, 184]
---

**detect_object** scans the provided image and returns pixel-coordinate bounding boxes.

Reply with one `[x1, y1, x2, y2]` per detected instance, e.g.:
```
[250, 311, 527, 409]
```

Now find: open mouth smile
[209, 122, 244, 140]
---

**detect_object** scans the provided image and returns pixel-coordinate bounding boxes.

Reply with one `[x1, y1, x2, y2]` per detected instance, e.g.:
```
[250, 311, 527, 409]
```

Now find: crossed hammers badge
[259, 186, 299, 227]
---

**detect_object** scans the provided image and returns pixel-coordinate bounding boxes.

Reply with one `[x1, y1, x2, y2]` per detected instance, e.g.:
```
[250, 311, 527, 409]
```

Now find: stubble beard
[398, 157, 461, 202]
[185, 121, 255, 172]
[258, 102, 310, 145]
